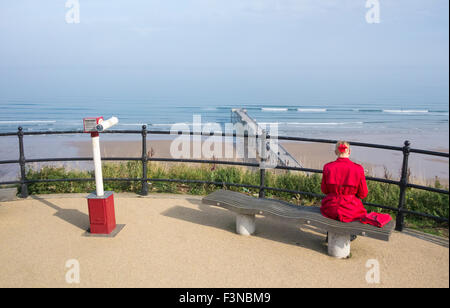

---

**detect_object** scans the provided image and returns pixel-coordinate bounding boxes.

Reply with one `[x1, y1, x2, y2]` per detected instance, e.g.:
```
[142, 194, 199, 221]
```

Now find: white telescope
[96, 116, 119, 132]
[83, 116, 119, 197]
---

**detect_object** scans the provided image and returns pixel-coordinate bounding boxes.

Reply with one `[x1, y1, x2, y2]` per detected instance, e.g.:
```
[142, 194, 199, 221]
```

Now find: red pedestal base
[87, 191, 116, 234]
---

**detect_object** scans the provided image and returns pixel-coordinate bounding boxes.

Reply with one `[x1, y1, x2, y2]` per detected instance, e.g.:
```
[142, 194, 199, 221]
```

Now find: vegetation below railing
[24, 161, 449, 237]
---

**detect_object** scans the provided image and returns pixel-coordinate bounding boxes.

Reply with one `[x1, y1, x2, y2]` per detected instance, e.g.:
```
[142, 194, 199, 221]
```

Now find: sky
[0, 0, 448, 106]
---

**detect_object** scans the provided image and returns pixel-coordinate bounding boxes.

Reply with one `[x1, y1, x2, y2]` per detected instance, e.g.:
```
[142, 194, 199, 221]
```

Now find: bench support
[327, 232, 351, 258]
[236, 214, 256, 236]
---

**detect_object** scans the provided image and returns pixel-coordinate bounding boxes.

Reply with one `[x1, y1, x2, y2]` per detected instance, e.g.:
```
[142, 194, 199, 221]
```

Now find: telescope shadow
[31, 196, 90, 231]
[161, 198, 327, 255]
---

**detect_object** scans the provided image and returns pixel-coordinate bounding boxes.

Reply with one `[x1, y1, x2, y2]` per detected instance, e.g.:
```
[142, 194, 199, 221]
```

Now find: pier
[231, 108, 304, 169]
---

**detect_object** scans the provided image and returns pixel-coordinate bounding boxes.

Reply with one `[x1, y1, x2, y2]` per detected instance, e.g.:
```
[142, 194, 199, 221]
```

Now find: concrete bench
[202, 189, 395, 258]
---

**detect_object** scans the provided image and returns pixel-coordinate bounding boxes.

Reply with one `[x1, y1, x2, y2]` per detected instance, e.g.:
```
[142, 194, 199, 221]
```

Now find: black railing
[0, 126, 449, 232]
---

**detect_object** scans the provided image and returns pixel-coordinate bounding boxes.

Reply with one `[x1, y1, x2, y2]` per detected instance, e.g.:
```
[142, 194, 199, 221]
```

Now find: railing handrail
[0, 127, 448, 229]
[1, 128, 449, 157]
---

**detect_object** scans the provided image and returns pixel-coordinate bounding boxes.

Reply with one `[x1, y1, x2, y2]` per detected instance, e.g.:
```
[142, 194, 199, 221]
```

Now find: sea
[0, 96, 449, 184]
[0, 97, 448, 149]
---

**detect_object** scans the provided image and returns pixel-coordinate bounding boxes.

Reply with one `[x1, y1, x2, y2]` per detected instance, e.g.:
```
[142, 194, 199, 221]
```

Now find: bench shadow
[402, 228, 449, 248]
[161, 198, 328, 255]
[31, 196, 90, 231]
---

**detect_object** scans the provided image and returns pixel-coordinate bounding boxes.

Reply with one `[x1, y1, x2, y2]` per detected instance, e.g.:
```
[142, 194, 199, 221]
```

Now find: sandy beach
[0, 134, 448, 186]
[69, 137, 449, 186]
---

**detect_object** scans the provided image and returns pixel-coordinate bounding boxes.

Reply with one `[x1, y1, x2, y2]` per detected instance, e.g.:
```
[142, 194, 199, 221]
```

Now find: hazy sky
[0, 0, 448, 105]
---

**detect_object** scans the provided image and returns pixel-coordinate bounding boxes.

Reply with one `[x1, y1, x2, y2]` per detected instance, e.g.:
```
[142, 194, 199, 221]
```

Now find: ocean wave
[0, 120, 57, 124]
[150, 123, 191, 127]
[259, 122, 363, 126]
[354, 109, 383, 112]
[148, 121, 366, 128]
[261, 108, 289, 112]
[350, 109, 436, 114]
[430, 111, 449, 116]
[150, 123, 174, 126]
[297, 108, 327, 112]
[383, 109, 429, 113]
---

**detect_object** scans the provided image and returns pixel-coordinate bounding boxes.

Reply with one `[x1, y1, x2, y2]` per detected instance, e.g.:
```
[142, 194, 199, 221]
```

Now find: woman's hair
[335, 140, 350, 156]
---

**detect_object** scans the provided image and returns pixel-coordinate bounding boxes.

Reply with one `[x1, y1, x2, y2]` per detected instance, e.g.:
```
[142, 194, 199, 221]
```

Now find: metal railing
[0, 126, 449, 232]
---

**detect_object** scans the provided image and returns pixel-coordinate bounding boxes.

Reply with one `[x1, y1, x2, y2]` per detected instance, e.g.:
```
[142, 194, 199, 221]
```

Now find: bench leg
[236, 214, 256, 236]
[327, 232, 351, 259]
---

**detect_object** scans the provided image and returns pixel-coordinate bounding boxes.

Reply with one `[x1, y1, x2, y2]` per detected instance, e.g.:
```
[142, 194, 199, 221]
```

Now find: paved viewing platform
[0, 193, 448, 288]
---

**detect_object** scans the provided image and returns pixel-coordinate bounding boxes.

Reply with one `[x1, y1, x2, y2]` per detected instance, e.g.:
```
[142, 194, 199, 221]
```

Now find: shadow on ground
[402, 228, 449, 248]
[161, 197, 328, 255]
[31, 196, 90, 231]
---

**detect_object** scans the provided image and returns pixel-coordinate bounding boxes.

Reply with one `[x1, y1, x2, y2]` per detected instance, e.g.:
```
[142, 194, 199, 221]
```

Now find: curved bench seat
[202, 189, 395, 256]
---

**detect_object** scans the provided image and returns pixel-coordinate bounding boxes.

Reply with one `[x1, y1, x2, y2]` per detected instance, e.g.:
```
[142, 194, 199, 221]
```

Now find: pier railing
[0, 126, 449, 232]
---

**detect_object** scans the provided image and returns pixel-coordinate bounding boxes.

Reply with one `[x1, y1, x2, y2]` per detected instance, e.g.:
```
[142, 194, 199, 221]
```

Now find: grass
[0, 185, 16, 189]
[22, 161, 449, 237]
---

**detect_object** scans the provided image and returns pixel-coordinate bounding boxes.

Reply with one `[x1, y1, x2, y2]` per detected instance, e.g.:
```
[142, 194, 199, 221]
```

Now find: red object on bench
[360, 212, 392, 228]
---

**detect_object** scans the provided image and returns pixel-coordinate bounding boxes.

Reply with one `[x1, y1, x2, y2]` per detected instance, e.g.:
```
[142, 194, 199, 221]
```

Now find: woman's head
[335, 141, 350, 157]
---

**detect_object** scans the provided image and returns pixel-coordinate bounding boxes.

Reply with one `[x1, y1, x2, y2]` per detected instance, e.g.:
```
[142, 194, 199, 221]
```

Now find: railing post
[259, 169, 265, 198]
[17, 127, 28, 198]
[141, 125, 148, 196]
[396, 140, 410, 232]
[259, 130, 267, 198]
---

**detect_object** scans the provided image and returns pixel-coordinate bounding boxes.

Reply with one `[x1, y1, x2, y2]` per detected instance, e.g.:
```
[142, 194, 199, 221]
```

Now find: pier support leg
[236, 214, 256, 236]
[327, 232, 351, 258]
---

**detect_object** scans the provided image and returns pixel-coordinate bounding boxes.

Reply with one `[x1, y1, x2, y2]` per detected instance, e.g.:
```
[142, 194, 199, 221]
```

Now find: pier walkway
[231, 108, 303, 168]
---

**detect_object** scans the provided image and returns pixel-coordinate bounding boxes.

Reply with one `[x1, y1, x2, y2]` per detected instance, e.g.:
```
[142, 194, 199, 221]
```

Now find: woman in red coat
[320, 141, 368, 223]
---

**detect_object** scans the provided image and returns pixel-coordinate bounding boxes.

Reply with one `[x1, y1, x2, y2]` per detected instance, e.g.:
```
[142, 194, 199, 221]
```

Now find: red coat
[320, 157, 368, 223]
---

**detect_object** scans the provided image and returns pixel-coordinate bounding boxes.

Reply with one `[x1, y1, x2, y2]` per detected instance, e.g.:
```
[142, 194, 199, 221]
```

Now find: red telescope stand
[87, 191, 116, 234]
[83, 116, 124, 237]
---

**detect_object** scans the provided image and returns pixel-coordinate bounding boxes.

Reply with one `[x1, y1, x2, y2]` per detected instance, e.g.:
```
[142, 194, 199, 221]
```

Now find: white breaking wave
[261, 108, 289, 112]
[297, 108, 327, 112]
[260, 122, 363, 126]
[150, 123, 191, 127]
[383, 109, 429, 113]
[292, 122, 363, 125]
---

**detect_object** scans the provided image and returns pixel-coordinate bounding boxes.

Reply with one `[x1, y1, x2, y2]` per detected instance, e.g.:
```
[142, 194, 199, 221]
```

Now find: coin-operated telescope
[83, 116, 122, 235]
